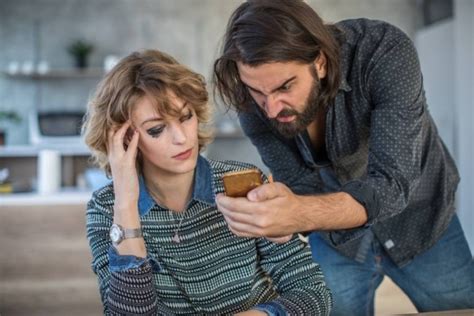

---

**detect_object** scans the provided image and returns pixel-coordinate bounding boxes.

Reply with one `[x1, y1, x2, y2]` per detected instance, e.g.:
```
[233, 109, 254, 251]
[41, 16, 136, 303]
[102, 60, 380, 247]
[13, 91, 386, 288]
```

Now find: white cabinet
[0, 145, 94, 205]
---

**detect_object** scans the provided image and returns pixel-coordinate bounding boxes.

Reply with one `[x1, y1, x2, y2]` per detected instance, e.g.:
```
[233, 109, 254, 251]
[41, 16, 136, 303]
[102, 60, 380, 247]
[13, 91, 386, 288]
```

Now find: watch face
[110, 224, 122, 243]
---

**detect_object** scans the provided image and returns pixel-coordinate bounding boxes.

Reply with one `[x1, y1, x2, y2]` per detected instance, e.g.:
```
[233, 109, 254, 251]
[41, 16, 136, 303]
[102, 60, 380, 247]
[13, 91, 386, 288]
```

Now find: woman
[83, 49, 332, 315]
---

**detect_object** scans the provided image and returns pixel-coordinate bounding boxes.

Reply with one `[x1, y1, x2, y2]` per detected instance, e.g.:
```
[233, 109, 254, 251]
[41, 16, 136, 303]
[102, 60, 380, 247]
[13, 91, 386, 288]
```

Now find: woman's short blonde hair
[82, 49, 213, 176]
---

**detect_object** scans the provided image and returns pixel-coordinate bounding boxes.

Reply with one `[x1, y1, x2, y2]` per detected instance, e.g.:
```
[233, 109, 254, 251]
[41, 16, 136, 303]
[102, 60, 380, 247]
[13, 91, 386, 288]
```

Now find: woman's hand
[108, 122, 146, 257]
[108, 122, 140, 210]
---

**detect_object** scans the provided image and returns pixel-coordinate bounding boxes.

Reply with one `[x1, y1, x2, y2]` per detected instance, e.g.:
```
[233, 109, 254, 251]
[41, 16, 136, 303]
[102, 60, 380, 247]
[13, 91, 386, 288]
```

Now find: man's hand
[265, 235, 293, 243]
[216, 181, 305, 240]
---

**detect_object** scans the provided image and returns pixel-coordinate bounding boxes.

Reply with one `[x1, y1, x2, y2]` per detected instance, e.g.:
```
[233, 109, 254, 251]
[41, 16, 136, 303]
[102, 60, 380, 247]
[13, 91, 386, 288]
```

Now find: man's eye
[180, 112, 193, 122]
[280, 84, 291, 92]
[147, 126, 165, 138]
[247, 87, 261, 95]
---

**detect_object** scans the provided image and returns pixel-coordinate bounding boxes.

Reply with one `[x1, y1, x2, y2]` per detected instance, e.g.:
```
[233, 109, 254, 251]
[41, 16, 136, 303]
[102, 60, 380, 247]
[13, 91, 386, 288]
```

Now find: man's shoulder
[336, 18, 410, 47]
[335, 18, 414, 86]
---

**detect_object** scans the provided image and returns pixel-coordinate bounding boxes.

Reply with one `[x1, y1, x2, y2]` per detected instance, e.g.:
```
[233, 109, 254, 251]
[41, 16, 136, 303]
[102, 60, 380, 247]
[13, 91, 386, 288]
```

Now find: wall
[0, 0, 418, 171]
[309, 0, 418, 37]
[415, 0, 474, 251]
[416, 21, 455, 154]
[454, 0, 474, 250]
[0, 0, 241, 145]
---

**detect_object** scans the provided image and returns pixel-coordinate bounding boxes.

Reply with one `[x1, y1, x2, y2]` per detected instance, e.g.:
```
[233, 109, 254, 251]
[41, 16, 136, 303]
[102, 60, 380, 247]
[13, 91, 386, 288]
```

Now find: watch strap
[123, 227, 143, 239]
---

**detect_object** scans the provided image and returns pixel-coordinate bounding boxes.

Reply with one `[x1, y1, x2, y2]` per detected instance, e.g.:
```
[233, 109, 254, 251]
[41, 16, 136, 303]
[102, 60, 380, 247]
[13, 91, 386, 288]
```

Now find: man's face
[237, 57, 327, 137]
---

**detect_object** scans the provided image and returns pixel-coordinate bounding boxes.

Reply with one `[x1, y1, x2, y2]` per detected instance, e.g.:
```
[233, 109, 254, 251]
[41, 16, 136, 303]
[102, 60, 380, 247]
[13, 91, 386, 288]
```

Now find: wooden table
[401, 310, 474, 316]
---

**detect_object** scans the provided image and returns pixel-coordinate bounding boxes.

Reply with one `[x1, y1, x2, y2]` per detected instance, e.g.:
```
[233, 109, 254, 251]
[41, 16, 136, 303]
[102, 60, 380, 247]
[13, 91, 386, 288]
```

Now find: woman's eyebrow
[140, 102, 189, 126]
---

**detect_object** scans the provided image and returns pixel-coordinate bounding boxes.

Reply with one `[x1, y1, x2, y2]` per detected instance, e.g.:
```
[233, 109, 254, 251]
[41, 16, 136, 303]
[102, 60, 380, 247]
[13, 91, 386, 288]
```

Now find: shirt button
[384, 239, 395, 249]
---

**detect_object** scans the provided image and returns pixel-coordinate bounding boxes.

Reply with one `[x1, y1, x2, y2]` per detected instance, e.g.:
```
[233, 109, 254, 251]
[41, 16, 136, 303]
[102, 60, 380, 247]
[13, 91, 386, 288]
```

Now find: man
[213, 1, 474, 315]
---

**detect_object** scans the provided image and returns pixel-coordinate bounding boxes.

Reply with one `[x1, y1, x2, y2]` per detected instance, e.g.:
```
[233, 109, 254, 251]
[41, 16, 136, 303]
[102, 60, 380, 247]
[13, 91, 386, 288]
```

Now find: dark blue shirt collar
[137, 155, 215, 216]
[339, 76, 352, 92]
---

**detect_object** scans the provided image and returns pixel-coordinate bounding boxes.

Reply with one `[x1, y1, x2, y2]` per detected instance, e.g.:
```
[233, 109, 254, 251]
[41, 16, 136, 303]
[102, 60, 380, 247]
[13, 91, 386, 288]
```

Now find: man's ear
[314, 52, 327, 79]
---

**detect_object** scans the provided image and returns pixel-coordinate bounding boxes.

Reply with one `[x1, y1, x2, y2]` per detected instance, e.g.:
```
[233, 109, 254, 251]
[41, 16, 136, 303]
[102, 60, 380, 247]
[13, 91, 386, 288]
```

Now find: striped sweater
[86, 157, 332, 315]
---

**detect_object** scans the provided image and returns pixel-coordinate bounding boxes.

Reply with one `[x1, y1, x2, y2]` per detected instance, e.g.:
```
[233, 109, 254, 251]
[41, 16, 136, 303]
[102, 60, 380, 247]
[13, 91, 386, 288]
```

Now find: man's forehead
[237, 61, 302, 91]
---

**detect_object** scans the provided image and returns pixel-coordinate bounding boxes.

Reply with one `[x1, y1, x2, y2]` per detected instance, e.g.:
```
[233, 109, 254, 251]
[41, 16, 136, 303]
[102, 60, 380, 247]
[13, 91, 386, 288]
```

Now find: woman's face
[131, 93, 199, 177]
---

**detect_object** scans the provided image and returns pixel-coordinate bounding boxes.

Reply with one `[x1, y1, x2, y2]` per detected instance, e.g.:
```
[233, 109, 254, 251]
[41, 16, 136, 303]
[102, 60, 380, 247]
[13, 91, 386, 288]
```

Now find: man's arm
[217, 182, 366, 238]
[217, 107, 368, 237]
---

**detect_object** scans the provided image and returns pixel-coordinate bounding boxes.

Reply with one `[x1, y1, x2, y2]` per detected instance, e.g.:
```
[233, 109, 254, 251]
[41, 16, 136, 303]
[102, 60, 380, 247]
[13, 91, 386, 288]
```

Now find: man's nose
[263, 95, 284, 119]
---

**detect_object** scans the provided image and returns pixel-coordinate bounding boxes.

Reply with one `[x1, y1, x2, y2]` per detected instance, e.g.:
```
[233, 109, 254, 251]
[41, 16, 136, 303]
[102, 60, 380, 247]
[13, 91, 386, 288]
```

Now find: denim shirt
[238, 19, 460, 267]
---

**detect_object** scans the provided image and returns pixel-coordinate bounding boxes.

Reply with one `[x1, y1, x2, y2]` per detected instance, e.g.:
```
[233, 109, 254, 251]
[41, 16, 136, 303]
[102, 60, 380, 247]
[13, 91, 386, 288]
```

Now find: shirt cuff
[253, 302, 287, 316]
[340, 180, 380, 225]
[108, 245, 147, 272]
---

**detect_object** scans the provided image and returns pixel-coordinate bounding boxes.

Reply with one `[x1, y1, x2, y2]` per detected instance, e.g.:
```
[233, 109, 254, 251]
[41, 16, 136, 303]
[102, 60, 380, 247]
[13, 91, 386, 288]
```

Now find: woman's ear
[314, 52, 327, 79]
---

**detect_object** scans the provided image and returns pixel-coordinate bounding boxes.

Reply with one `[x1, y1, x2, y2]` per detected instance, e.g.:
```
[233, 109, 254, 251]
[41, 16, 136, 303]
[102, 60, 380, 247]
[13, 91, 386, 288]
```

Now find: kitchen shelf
[0, 189, 92, 206]
[2, 68, 104, 79]
[0, 144, 91, 157]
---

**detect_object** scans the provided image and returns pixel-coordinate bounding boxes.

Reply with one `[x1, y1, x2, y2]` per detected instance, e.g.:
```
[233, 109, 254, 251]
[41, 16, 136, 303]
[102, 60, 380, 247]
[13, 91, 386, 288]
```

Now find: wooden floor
[376, 277, 417, 315]
[0, 204, 418, 316]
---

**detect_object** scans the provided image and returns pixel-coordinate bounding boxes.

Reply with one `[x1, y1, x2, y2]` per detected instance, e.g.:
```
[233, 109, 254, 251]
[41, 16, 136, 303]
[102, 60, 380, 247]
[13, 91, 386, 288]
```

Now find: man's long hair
[213, 0, 342, 113]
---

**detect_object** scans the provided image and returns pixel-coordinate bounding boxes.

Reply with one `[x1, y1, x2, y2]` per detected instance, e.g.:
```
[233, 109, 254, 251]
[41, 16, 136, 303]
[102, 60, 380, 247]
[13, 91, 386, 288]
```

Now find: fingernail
[268, 173, 273, 183]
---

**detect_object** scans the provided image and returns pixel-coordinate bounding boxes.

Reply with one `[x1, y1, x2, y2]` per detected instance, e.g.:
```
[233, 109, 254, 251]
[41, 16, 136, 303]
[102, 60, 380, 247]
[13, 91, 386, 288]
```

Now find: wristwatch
[109, 223, 143, 246]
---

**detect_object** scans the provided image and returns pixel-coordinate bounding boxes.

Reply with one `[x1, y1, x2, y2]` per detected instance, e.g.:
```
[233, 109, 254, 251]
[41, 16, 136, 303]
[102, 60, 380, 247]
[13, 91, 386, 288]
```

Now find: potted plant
[67, 39, 94, 69]
[0, 111, 21, 146]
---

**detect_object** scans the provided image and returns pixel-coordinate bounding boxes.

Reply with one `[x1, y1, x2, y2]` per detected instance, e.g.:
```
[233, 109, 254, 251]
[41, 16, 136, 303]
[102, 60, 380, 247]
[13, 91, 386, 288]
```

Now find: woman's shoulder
[207, 158, 262, 175]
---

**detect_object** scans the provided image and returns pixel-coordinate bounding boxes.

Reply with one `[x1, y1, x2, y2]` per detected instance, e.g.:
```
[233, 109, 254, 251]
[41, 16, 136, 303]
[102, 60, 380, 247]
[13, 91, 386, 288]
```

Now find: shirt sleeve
[255, 235, 333, 315]
[108, 245, 147, 272]
[253, 302, 286, 316]
[86, 191, 157, 315]
[360, 31, 425, 222]
[340, 180, 380, 224]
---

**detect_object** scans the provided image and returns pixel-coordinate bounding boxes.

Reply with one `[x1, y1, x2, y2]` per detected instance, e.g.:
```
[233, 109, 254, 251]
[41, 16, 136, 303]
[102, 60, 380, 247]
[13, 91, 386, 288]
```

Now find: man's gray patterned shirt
[239, 18, 460, 267]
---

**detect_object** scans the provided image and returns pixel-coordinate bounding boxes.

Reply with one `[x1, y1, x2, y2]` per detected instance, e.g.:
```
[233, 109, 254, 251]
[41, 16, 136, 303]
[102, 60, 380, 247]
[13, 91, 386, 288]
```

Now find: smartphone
[222, 169, 263, 197]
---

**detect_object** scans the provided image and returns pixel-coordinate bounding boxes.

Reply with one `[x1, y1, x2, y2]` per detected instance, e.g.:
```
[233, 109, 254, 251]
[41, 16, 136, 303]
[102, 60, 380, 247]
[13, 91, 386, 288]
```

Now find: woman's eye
[180, 111, 193, 123]
[147, 126, 165, 138]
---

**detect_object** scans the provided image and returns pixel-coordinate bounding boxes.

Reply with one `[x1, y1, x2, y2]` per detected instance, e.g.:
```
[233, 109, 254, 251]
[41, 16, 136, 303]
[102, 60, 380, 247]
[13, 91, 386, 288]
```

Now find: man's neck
[306, 109, 326, 154]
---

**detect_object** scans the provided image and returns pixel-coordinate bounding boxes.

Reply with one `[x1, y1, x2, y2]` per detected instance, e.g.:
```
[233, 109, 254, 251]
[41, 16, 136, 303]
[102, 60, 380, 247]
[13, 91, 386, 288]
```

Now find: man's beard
[268, 74, 325, 138]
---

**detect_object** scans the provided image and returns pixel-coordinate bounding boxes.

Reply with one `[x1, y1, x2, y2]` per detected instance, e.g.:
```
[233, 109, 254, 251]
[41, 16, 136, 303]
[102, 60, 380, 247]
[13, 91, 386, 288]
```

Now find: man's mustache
[275, 108, 299, 119]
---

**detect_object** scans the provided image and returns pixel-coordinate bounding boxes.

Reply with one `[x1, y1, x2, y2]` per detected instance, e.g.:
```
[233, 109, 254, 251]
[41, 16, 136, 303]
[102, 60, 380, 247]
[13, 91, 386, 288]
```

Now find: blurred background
[0, 0, 472, 315]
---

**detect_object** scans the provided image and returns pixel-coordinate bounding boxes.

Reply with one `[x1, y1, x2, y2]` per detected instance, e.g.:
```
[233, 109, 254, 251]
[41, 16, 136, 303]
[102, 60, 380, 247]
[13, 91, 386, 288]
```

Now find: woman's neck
[143, 164, 195, 213]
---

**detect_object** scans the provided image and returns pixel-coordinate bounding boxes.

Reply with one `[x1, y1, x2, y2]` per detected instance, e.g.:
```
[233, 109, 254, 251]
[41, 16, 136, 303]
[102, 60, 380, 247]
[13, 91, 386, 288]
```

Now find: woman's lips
[172, 148, 193, 160]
